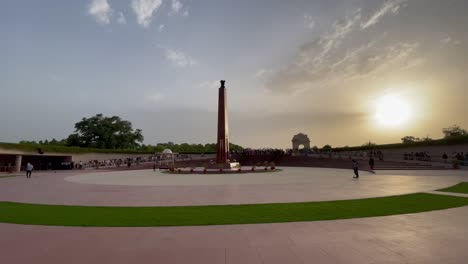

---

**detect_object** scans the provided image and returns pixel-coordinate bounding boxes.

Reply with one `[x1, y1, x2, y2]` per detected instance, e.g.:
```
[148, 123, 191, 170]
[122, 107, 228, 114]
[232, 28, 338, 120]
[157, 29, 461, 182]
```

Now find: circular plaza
[0, 167, 466, 208]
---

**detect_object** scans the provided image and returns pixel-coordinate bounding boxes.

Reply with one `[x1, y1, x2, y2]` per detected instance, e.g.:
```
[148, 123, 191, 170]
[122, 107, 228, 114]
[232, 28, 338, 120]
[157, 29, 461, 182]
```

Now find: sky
[1, 0, 467, 148]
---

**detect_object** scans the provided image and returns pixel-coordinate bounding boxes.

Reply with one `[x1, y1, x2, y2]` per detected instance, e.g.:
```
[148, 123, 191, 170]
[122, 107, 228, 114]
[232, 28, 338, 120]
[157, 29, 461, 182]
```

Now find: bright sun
[375, 95, 411, 127]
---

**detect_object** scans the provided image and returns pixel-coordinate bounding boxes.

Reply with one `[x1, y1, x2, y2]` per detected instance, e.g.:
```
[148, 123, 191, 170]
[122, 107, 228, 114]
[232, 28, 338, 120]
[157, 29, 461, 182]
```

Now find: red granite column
[216, 80, 229, 164]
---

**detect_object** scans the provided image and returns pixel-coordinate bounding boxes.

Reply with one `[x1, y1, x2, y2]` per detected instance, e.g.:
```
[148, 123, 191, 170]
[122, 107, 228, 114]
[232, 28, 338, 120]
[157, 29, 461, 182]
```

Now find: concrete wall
[0, 147, 216, 163]
[0, 147, 67, 157]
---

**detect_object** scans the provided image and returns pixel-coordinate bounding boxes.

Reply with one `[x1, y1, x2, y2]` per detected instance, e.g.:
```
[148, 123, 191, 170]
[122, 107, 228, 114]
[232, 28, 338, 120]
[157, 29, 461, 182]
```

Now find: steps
[237, 155, 452, 170]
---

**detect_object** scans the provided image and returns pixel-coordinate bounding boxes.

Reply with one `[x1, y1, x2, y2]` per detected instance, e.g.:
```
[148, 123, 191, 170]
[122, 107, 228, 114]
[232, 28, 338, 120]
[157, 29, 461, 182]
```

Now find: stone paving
[1, 206, 467, 264]
[0, 168, 467, 206]
[1, 167, 468, 263]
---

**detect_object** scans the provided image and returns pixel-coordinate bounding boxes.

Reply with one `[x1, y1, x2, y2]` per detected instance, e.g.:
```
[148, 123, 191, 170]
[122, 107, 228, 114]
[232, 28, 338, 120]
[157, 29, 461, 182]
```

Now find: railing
[0, 166, 14, 173]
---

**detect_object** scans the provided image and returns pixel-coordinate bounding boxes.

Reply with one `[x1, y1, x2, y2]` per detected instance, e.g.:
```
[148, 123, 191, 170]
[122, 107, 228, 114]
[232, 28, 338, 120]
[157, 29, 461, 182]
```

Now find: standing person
[26, 162, 34, 178]
[369, 157, 375, 170]
[352, 159, 359, 178]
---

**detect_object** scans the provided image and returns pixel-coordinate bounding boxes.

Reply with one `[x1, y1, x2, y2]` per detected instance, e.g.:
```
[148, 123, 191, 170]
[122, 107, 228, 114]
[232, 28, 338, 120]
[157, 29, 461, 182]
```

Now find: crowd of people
[404, 152, 431, 161]
[74, 156, 155, 169]
[443, 152, 468, 164]
[230, 148, 287, 156]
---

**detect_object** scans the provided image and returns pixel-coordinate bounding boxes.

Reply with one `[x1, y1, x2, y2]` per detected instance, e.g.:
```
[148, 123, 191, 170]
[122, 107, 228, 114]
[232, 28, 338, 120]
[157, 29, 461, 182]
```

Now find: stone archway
[292, 133, 311, 151]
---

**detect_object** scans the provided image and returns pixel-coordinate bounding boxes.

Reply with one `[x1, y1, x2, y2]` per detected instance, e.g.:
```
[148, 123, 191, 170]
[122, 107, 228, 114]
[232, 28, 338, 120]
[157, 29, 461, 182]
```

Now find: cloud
[164, 48, 197, 67]
[360, 0, 406, 29]
[440, 37, 461, 47]
[158, 24, 165, 31]
[196, 80, 219, 89]
[146, 92, 164, 103]
[131, 0, 163, 27]
[171, 0, 183, 14]
[303, 13, 315, 29]
[269, 1, 415, 94]
[88, 0, 113, 24]
[269, 9, 363, 91]
[183, 10, 189, 17]
[117, 12, 127, 24]
[253, 69, 273, 79]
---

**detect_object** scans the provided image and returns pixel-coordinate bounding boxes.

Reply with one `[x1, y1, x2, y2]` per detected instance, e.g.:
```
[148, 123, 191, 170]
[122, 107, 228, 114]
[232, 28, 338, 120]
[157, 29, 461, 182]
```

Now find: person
[369, 157, 375, 170]
[26, 162, 34, 178]
[442, 153, 448, 163]
[352, 159, 359, 178]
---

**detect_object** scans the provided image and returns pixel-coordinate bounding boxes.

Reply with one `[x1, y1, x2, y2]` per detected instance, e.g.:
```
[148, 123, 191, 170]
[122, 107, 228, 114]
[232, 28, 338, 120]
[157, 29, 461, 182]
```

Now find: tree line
[320, 125, 468, 151]
[19, 114, 243, 153]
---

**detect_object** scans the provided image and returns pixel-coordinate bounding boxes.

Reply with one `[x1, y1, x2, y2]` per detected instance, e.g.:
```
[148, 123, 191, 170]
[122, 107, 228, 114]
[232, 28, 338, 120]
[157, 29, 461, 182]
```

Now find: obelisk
[216, 80, 229, 164]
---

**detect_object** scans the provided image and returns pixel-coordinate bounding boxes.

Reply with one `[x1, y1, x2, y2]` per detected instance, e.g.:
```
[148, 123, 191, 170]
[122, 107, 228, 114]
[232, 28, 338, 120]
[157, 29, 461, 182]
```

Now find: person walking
[352, 159, 359, 178]
[26, 162, 34, 178]
[369, 157, 375, 170]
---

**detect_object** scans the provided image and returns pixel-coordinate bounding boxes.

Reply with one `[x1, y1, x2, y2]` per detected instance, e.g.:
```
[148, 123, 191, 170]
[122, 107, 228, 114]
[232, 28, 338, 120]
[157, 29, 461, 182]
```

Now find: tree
[19, 140, 38, 145]
[66, 114, 144, 149]
[401, 136, 420, 144]
[362, 141, 377, 147]
[322, 145, 332, 150]
[229, 143, 244, 151]
[442, 125, 467, 138]
[421, 136, 433, 142]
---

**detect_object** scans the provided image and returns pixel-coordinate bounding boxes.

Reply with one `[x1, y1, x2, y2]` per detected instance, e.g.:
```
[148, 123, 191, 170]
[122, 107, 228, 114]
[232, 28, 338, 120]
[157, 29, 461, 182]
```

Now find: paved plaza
[1, 167, 468, 263]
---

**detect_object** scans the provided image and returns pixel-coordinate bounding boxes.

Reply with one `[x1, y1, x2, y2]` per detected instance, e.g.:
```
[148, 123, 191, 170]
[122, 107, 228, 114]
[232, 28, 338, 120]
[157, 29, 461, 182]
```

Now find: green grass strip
[437, 182, 468, 194]
[1, 193, 467, 227]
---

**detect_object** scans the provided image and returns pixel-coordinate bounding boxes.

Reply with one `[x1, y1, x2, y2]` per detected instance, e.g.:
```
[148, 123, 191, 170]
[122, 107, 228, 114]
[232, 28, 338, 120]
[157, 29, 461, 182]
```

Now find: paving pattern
[1, 167, 468, 263]
[0, 167, 467, 206]
[1, 206, 468, 264]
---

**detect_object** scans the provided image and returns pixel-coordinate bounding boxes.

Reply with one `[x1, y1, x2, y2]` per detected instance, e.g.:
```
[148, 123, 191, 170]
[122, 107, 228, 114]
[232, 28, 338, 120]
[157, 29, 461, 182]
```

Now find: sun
[375, 95, 412, 127]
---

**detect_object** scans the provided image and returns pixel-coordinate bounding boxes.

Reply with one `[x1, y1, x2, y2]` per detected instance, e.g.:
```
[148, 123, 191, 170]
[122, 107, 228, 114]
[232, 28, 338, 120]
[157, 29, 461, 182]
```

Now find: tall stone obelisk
[216, 80, 229, 164]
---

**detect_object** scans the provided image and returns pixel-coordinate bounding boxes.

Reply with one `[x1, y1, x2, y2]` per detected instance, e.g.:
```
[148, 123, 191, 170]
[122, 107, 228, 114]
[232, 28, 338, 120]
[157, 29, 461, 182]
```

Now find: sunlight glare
[375, 95, 412, 127]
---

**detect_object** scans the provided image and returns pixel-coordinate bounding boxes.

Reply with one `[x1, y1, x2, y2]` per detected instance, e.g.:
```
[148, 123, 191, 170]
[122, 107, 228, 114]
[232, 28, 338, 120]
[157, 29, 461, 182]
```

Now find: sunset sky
[2, 0, 467, 148]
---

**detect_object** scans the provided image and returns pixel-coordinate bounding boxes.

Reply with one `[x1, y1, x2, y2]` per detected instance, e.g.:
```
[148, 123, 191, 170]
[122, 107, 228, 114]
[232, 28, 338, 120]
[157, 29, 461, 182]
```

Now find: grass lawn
[1, 193, 468, 227]
[0, 175, 20, 178]
[437, 182, 468, 194]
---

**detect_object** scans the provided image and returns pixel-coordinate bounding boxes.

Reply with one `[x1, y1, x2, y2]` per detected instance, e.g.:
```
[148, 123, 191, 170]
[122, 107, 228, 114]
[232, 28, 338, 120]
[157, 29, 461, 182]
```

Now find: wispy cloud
[253, 69, 273, 79]
[117, 12, 127, 24]
[269, 1, 414, 93]
[131, 0, 163, 27]
[171, 0, 183, 14]
[360, 0, 406, 29]
[88, 0, 113, 24]
[164, 48, 197, 67]
[440, 37, 461, 47]
[196, 80, 219, 89]
[295, 8, 362, 69]
[158, 24, 165, 31]
[146, 92, 164, 103]
[303, 13, 315, 29]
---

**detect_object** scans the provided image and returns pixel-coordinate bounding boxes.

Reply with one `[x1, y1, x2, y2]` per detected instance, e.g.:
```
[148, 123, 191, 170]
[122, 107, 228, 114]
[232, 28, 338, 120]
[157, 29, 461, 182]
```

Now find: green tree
[442, 125, 467, 138]
[66, 114, 143, 149]
[19, 140, 38, 145]
[229, 143, 244, 151]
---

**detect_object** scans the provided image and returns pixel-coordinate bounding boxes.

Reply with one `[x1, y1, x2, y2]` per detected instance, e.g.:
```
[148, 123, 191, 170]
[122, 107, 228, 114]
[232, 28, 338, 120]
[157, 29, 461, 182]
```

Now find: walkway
[1, 168, 467, 263]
